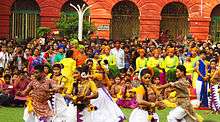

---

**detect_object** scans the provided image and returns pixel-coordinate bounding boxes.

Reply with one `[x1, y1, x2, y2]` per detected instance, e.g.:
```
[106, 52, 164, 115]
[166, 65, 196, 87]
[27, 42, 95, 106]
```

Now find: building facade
[1, 0, 220, 41]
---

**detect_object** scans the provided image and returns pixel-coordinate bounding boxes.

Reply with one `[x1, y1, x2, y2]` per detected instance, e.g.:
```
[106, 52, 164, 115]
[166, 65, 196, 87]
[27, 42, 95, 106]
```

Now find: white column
[70, 3, 92, 41]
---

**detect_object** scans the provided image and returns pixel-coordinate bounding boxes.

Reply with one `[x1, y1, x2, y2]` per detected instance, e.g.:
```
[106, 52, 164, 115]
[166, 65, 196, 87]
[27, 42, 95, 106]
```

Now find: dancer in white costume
[70, 66, 98, 122]
[129, 67, 165, 122]
[51, 92, 77, 122]
[166, 65, 198, 122]
[49, 64, 77, 122]
[88, 59, 125, 122]
[209, 61, 220, 113]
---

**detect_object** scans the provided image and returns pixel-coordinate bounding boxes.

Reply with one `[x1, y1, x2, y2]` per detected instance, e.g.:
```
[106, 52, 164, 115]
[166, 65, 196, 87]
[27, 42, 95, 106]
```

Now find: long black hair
[176, 65, 186, 76]
[139, 68, 154, 101]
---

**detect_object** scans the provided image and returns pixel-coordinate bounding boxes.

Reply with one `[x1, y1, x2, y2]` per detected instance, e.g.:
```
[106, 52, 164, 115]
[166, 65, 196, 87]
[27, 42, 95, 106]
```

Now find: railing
[10, 12, 39, 39]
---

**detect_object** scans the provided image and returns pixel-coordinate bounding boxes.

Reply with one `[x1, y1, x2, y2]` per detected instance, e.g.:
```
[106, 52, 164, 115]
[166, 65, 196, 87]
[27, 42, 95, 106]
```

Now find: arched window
[160, 2, 189, 40]
[10, 0, 40, 39]
[111, 1, 140, 40]
[210, 5, 220, 42]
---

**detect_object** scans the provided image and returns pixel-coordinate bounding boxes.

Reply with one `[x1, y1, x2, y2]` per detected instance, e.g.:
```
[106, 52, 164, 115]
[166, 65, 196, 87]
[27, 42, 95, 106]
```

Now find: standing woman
[167, 65, 198, 122]
[129, 67, 165, 122]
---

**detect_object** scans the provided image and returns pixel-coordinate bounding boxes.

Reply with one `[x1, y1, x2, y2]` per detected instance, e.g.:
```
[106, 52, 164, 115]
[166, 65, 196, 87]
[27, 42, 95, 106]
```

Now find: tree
[36, 27, 51, 37]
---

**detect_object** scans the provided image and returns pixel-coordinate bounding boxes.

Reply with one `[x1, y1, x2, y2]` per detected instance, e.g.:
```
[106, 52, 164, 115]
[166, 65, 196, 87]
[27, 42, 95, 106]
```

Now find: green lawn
[0, 107, 220, 122]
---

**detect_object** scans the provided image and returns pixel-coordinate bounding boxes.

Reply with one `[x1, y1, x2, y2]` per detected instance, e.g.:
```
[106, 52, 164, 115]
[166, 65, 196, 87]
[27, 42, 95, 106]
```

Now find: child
[116, 79, 137, 109]
[110, 76, 122, 100]
[135, 49, 148, 71]
[209, 60, 220, 114]
[164, 48, 179, 82]
[13, 72, 31, 106]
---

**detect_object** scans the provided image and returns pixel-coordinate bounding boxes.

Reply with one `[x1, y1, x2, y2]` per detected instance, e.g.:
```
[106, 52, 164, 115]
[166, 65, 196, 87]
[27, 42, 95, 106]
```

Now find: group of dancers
[17, 50, 125, 122]
[15, 50, 206, 122]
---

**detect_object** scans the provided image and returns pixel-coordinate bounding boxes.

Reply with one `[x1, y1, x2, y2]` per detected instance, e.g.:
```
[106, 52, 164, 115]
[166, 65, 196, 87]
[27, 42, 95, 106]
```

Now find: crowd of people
[0, 36, 220, 122]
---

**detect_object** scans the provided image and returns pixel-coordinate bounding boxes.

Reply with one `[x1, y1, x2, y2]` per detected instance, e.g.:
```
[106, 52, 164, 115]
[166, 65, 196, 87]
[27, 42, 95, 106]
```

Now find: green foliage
[56, 12, 95, 39]
[36, 27, 51, 37]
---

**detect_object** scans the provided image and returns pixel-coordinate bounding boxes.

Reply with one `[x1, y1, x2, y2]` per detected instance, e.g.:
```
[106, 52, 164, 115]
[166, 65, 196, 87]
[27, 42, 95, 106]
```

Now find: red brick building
[1, 0, 220, 41]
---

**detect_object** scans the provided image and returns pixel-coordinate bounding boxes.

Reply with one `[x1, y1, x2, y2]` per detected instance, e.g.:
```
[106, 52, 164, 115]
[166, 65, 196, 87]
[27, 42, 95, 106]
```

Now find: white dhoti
[90, 87, 125, 122]
[167, 106, 187, 122]
[52, 93, 77, 122]
[23, 108, 52, 122]
[129, 108, 159, 122]
[196, 80, 203, 102]
[23, 107, 36, 122]
[196, 80, 209, 102]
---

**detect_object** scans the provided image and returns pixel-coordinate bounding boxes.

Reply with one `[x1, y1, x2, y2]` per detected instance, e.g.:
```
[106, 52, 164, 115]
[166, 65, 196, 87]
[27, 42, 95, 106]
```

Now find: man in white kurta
[110, 40, 125, 72]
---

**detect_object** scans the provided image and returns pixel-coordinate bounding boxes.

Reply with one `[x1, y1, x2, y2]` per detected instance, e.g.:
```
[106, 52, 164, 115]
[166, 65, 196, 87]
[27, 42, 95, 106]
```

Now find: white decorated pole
[70, 3, 92, 41]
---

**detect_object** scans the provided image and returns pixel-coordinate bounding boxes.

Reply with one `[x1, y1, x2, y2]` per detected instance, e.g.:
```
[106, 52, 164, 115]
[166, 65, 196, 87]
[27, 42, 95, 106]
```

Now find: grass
[0, 107, 220, 122]
[0, 107, 24, 122]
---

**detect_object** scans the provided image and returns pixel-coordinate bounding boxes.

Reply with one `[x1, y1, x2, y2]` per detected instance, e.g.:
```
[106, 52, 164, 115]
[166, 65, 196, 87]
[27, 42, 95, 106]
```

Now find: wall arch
[160, 2, 189, 40]
[209, 4, 220, 42]
[10, 0, 40, 39]
[111, 0, 140, 40]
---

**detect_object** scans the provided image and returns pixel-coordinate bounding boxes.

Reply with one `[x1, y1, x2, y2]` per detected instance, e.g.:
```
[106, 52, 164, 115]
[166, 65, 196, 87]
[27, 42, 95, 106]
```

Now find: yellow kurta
[136, 57, 148, 71]
[52, 75, 71, 95]
[147, 57, 163, 68]
[92, 58, 99, 74]
[184, 61, 194, 76]
[191, 56, 200, 88]
[72, 80, 98, 103]
[164, 56, 179, 72]
[100, 54, 116, 66]
[60, 58, 76, 93]
[60, 58, 76, 78]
